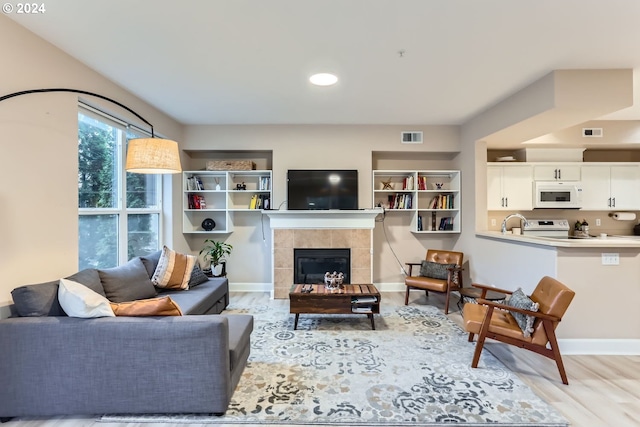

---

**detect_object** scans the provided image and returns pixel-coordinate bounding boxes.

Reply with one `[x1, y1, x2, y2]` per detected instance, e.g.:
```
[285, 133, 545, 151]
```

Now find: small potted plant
[200, 239, 233, 277]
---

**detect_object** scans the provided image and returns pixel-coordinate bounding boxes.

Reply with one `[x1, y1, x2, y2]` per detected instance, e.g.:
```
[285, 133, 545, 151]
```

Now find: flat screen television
[287, 169, 358, 210]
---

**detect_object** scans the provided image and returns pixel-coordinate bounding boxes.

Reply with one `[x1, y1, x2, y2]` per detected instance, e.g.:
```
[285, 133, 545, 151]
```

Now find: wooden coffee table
[289, 284, 381, 330]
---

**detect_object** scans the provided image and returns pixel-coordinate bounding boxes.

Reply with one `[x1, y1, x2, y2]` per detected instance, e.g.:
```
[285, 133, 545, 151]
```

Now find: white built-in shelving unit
[183, 170, 272, 234]
[372, 170, 461, 233]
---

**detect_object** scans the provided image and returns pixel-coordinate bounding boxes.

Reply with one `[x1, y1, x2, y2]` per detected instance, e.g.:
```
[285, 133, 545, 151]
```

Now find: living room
[2, 2, 640, 426]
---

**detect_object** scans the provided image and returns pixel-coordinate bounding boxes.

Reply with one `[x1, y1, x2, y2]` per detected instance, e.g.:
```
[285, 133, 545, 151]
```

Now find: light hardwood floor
[5, 292, 640, 427]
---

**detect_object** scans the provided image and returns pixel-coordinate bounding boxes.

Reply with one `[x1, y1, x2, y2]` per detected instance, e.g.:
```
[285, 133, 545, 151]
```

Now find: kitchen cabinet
[533, 164, 581, 181]
[580, 164, 640, 210]
[487, 164, 533, 210]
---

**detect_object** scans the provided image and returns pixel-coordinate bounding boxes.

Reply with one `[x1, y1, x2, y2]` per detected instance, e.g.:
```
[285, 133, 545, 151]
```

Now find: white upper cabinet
[580, 165, 640, 210]
[487, 164, 533, 211]
[533, 164, 581, 181]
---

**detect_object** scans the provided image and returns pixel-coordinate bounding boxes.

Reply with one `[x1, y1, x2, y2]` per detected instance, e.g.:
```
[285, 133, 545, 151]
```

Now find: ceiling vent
[401, 131, 423, 144]
[582, 128, 603, 138]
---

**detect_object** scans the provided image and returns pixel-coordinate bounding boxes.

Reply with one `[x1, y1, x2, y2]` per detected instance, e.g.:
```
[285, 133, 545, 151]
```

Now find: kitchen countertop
[476, 231, 640, 248]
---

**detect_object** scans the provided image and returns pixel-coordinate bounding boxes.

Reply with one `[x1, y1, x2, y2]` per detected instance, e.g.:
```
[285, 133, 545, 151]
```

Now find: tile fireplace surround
[265, 210, 382, 298]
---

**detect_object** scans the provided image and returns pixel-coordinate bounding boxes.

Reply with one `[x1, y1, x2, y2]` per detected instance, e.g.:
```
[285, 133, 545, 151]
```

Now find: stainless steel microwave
[533, 181, 583, 209]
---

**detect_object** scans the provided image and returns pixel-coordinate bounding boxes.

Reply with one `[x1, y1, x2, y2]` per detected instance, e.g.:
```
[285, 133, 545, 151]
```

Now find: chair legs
[405, 286, 455, 314]
[543, 319, 569, 385]
[444, 288, 451, 314]
[469, 316, 570, 385]
[404, 287, 429, 305]
[470, 305, 494, 368]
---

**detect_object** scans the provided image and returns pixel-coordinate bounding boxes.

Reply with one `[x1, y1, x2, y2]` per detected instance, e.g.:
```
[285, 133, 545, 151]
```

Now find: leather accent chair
[404, 249, 463, 314]
[463, 276, 575, 385]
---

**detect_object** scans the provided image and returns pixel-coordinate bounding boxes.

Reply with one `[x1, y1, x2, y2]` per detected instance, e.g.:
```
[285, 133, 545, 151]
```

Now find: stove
[522, 218, 570, 238]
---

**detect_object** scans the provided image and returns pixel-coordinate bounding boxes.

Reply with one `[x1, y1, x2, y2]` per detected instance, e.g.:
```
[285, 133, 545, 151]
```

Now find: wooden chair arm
[476, 298, 561, 322]
[446, 265, 464, 288]
[471, 283, 513, 295]
[405, 262, 422, 276]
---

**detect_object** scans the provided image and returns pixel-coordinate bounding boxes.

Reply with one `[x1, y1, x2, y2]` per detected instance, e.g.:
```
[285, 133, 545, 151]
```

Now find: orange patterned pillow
[110, 296, 183, 316]
[151, 246, 197, 290]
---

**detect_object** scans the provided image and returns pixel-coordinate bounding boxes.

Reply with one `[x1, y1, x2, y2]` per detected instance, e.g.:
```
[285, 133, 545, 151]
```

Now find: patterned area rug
[100, 302, 567, 426]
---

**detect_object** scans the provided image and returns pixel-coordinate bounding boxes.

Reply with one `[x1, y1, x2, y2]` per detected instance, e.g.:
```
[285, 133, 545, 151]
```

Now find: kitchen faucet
[501, 213, 528, 234]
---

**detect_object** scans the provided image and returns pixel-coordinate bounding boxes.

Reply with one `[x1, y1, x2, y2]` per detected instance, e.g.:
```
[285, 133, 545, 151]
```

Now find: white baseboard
[374, 282, 405, 292]
[558, 339, 640, 355]
[229, 282, 273, 293]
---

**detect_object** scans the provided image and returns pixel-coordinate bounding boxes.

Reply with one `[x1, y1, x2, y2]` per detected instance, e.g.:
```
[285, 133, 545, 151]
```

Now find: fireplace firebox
[293, 248, 351, 285]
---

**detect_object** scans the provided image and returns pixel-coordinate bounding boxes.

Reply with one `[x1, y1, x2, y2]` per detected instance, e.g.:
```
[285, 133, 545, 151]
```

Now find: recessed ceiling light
[309, 73, 338, 86]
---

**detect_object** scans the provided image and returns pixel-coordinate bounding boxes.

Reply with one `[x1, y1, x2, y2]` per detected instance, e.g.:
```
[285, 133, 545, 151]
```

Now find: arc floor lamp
[0, 88, 182, 174]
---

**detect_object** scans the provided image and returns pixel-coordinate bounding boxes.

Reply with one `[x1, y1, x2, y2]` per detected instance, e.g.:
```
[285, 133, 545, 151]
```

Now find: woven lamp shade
[126, 138, 182, 174]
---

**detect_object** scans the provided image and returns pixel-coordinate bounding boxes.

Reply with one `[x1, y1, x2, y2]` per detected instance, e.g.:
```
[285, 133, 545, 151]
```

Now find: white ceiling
[8, 0, 640, 128]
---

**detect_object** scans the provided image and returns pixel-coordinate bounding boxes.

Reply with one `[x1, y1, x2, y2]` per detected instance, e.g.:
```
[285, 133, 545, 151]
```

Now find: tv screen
[287, 170, 358, 210]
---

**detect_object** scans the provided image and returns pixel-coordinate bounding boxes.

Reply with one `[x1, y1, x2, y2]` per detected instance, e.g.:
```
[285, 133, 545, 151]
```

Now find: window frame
[78, 104, 164, 268]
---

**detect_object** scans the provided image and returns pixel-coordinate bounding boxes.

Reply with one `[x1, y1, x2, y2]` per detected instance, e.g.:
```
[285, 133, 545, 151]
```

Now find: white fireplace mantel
[264, 208, 383, 229]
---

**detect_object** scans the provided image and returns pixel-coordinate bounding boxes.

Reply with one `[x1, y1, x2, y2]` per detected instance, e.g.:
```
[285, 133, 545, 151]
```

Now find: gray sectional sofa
[0, 251, 253, 419]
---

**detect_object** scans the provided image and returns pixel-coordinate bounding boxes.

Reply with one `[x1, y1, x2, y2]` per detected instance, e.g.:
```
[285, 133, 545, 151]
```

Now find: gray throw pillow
[188, 264, 210, 288]
[139, 250, 162, 279]
[420, 261, 457, 280]
[11, 280, 65, 317]
[505, 288, 540, 338]
[11, 268, 105, 317]
[67, 268, 106, 297]
[98, 257, 157, 303]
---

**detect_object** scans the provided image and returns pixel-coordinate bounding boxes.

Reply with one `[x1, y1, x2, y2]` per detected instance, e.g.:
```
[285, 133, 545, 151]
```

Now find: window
[78, 107, 162, 269]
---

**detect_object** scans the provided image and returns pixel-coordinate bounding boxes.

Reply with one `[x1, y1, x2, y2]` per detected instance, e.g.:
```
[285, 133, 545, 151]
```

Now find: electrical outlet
[602, 253, 619, 265]
[491, 218, 497, 226]
[596, 218, 601, 226]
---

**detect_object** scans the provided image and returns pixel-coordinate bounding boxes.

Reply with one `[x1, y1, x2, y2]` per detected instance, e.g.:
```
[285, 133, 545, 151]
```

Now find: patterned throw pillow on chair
[420, 261, 457, 280]
[505, 288, 540, 338]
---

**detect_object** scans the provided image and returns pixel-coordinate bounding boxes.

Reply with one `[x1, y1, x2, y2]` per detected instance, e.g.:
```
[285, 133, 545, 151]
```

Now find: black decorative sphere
[201, 218, 216, 231]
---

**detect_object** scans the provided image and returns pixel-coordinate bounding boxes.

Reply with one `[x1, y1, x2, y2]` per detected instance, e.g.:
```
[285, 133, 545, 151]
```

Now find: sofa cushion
[11, 268, 103, 317]
[110, 296, 183, 316]
[162, 278, 228, 315]
[57, 278, 115, 318]
[152, 246, 197, 290]
[98, 257, 157, 303]
[11, 280, 65, 317]
[420, 261, 456, 280]
[139, 250, 162, 279]
[225, 314, 254, 372]
[505, 288, 540, 338]
[188, 265, 210, 288]
[66, 269, 106, 297]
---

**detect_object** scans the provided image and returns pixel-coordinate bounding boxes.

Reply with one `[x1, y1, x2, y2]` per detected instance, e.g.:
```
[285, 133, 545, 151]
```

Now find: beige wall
[181, 125, 461, 287]
[0, 15, 184, 312]
[556, 247, 640, 341]
[459, 70, 637, 352]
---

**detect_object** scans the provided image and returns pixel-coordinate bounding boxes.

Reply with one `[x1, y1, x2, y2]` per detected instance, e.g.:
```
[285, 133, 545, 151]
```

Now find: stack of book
[249, 194, 271, 209]
[429, 194, 454, 209]
[259, 177, 271, 190]
[387, 194, 413, 209]
[188, 194, 206, 209]
[186, 176, 205, 190]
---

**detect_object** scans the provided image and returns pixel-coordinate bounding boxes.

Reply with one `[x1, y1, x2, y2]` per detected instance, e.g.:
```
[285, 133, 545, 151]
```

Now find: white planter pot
[212, 263, 224, 277]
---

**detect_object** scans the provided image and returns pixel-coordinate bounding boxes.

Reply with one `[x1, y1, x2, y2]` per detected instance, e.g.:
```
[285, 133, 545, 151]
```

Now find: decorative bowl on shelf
[201, 218, 216, 231]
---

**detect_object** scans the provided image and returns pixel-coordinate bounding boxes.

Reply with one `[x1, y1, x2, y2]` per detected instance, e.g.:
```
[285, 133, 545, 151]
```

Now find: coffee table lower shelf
[289, 284, 381, 330]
